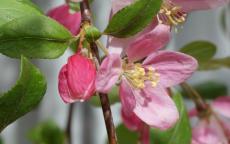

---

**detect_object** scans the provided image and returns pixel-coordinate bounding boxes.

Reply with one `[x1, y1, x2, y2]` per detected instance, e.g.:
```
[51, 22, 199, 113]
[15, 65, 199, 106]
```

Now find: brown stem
[65, 104, 74, 144]
[99, 93, 118, 144]
[80, 1, 118, 144]
[181, 82, 207, 112]
[65, 0, 70, 4]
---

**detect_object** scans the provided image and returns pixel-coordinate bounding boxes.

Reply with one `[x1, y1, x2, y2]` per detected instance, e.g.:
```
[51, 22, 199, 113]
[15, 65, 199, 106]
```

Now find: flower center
[157, 1, 187, 26]
[123, 63, 160, 89]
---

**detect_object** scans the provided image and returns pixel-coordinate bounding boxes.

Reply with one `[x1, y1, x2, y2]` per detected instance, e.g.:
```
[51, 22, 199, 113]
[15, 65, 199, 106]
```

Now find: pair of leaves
[28, 120, 65, 144]
[181, 81, 228, 100]
[151, 91, 191, 144]
[113, 91, 191, 144]
[104, 0, 162, 38]
[0, 56, 47, 132]
[180, 41, 230, 70]
[0, 0, 72, 59]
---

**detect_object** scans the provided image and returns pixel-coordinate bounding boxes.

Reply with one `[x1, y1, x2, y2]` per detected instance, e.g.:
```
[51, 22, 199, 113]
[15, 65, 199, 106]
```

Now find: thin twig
[65, 104, 74, 144]
[181, 82, 207, 112]
[65, 0, 70, 4]
[80, 1, 118, 144]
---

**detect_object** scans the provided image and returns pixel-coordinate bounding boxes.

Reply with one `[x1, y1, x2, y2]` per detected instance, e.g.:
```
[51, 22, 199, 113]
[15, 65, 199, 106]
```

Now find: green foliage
[180, 41, 217, 63]
[200, 57, 230, 70]
[0, 15, 72, 59]
[106, 124, 139, 144]
[104, 0, 162, 38]
[151, 91, 192, 144]
[0, 56, 47, 132]
[28, 120, 65, 144]
[116, 124, 139, 144]
[180, 41, 230, 70]
[181, 81, 228, 100]
[0, 0, 42, 27]
[0, 0, 73, 59]
[90, 86, 119, 107]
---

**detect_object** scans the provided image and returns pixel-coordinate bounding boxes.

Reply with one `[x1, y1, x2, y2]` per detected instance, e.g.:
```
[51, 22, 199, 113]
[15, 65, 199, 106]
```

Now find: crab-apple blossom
[96, 50, 198, 130]
[190, 97, 230, 144]
[58, 53, 96, 103]
[110, 0, 230, 61]
[47, 4, 81, 35]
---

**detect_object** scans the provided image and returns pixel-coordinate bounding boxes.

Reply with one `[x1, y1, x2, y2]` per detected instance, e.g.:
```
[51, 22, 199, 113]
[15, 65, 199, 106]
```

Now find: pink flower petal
[119, 79, 136, 115]
[121, 107, 143, 131]
[133, 83, 179, 130]
[121, 107, 150, 144]
[171, 0, 230, 12]
[108, 37, 130, 55]
[212, 96, 230, 119]
[125, 23, 171, 62]
[192, 117, 228, 144]
[58, 65, 75, 103]
[109, 21, 171, 62]
[96, 54, 122, 93]
[67, 54, 96, 101]
[47, 4, 81, 35]
[143, 51, 198, 88]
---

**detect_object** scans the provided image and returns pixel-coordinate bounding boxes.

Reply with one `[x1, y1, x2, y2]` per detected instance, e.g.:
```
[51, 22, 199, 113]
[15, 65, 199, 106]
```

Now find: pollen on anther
[157, 1, 187, 27]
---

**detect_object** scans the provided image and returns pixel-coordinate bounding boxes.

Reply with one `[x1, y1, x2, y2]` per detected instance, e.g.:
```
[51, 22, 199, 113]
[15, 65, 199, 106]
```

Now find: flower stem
[65, 104, 74, 144]
[65, 0, 70, 4]
[99, 93, 118, 144]
[181, 82, 207, 112]
[80, 1, 118, 144]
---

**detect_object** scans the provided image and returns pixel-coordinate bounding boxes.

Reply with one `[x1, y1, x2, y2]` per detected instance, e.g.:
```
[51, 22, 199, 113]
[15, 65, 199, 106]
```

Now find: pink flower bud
[47, 4, 81, 35]
[58, 54, 96, 103]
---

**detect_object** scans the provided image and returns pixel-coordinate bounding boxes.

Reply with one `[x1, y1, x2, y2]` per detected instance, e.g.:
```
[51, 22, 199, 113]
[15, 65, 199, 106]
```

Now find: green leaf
[0, 0, 42, 27]
[104, 0, 162, 38]
[199, 57, 230, 70]
[0, 15, 72, 59]
[151, 90, 191, 144]
[28, 120, 65, 144]
[181, 81, 228, 100]
[0, 56, 47, 132]
[180, 41, 217, 64]
[89, 86, 119, 107]
[16, 0, 44, 14]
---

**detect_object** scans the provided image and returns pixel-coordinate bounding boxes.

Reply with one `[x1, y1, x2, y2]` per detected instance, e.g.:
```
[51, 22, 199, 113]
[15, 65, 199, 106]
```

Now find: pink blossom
[58, 53, 96, 103]
[192, 116, 229, 144]
[96, 50, 197, 130]
[47, 4, 81, 35]
[110, 0, 229, 61]
[190, 96, 230, 144]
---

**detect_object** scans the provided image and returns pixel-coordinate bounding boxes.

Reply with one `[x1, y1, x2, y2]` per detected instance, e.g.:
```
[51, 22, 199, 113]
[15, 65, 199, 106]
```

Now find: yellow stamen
[123, 63, 160, 89]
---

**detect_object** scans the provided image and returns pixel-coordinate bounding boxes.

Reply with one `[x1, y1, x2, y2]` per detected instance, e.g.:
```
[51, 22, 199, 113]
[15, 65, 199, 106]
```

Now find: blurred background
[0, 0, 230, 144]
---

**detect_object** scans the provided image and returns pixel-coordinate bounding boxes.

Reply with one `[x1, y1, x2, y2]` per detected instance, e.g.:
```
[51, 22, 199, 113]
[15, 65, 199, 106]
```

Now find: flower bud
[84, 25, 101, 42]
[58, 54, 96, 103]
[47, 4, 81, 35]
